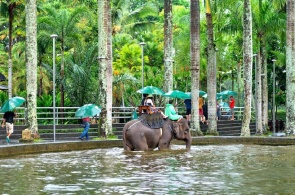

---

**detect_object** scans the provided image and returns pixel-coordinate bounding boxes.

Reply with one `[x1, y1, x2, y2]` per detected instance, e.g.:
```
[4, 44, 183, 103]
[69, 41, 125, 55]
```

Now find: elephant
[122, 116, 191, 151]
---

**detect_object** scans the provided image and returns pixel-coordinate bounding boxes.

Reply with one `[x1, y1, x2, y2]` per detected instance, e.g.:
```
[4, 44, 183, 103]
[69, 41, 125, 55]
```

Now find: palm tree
[286, 0, 295, 134]
[241, 0, 253, 136]
[252, 0, 286, 133]
[205, 0, 217, 133]
[98, 0, 113, 136]
[190, 0, 201, 132]
[111, 0, 158, 35]
[26, 0, 38, 134]
[36, 31, 53, 97]
[65, 44, 98, 106]
[38, 4, 92, 110]
[0, 0, 24, 98]
[163, 0, 173, 94]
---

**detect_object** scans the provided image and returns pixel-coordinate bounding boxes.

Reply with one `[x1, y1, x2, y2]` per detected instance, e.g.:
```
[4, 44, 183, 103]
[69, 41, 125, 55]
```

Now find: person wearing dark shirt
[184, 99, 191, 123]
[202, 101, 208, 125]
[1, 111, 16, 143]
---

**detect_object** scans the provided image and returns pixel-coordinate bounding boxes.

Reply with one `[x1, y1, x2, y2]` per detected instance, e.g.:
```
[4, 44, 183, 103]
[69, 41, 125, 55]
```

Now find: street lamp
[51, 34, 58, 142]
[139, 42, 146, 98]
[272, 59, 276, 136]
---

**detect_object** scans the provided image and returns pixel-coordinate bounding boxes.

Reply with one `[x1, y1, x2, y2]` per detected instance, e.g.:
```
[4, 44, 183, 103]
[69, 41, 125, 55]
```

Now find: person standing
[79, 117, 90, 140]
[1, 110, 16, 143]
[216, 102, 221, 120]
[199, 97, 205, 123]
[229, 96, 235, 120]
[184, 99, 191, 123]
[202, 100, 208, 125]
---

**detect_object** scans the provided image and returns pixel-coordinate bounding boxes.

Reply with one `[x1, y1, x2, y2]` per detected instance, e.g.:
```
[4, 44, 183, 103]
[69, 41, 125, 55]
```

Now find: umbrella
[185, 90, 207, 98]
[0, 85, 8, 90]
[0, 96, 25, 113]
[220, 90, 237, 97]
[203, 93, 225, 99]
[75, 104, 101, 118]
[217, 93, 227, 100]
[136, 86, 164, 95]
[199, 90, 207, 96]
[163, 90, 191, 99]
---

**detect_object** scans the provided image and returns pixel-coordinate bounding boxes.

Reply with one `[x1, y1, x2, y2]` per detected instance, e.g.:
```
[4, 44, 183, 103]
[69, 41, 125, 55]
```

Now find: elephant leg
[132, 136, 149, 151]
[124, 143, 132, 151]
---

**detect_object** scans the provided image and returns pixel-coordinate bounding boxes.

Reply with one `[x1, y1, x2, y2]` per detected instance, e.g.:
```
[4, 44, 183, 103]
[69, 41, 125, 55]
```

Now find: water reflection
[0, 145, 295, 194]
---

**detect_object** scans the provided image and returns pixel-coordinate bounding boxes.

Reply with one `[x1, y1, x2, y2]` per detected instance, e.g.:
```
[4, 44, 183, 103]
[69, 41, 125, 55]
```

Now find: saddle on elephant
[139, 112, 165, 129]
[138, 105, 152, 115]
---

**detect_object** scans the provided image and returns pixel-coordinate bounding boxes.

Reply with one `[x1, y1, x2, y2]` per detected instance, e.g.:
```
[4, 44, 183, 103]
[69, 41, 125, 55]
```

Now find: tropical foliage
[0, 0, 288, 116]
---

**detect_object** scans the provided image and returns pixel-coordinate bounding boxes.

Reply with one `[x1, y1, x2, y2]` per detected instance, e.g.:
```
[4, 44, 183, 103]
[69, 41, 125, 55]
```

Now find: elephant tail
[123, 120, 140, 151]
[123, 130, 134, 151]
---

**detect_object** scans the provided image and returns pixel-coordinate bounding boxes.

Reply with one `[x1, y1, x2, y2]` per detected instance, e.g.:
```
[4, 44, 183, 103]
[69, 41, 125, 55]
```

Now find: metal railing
[1, 107, 137, 125]
[1, 106, 247, 125]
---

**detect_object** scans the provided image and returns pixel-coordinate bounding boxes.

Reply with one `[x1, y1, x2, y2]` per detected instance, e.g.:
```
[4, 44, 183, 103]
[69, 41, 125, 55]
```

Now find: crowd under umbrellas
[136, 86, 238, 119]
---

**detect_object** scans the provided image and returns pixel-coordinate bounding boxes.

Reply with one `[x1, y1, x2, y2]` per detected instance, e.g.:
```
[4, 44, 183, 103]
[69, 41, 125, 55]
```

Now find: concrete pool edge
[1, 136, 295, 158]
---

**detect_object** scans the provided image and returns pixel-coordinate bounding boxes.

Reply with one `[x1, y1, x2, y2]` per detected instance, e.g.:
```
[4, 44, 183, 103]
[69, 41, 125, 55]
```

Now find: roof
[0, 73, 6, 82]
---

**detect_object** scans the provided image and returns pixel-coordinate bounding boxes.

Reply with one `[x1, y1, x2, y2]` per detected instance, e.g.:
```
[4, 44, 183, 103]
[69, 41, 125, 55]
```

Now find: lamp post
[272, 59, 276, 136]
[139, 42, 146, 98]
[51, 34, 58, 142]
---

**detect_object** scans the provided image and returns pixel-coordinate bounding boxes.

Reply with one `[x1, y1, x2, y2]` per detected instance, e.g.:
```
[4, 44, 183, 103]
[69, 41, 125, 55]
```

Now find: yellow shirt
[199, 98, 204, 109]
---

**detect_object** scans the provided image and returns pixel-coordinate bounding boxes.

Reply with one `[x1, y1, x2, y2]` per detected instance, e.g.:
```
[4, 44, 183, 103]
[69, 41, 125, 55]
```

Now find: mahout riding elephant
[122, 117, 191, 151]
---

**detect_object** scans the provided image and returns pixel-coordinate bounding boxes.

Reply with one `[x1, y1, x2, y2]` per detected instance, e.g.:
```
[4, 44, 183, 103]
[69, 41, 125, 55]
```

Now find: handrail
[0, 106, 247, 125]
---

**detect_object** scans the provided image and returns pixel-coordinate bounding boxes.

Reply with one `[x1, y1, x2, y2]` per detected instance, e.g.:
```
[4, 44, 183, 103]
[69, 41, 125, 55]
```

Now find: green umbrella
[136, 86, 164, 95]
[199, 90, 207, 96]
[0, 96, 25, 113]
[185, 90, 207, 99]
[163, 90, 190, 99]
[220, 90, 237, 97]
[75, 104, 101, 118]
[217, 93, 227, 100]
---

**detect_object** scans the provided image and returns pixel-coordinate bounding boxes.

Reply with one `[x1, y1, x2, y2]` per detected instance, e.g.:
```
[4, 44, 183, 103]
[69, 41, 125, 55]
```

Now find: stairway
[0, 124, 100, 141]
[114, 120, 257, 138]
[206, 120, 256, 136]
[0, 120, 256, 142]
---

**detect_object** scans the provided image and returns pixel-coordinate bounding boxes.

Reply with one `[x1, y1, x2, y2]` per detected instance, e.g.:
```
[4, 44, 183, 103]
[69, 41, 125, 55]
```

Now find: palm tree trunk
[190, 0, 201, 132]
[8, 3, 16, 99]
[98, 0, 112, 136]
[38, 58, 43, 96]
[286, 0, 295, 134]
[26, 0, 38, 134]
[255, 52, 263, 135]
[205, 0, 217, 132]
[261, 39, 268, 131]
[237, 61, 242, 107]
[60, 37, 65, 120]
[106, 0, 113, 135]
[164, 0, 174, 93]
[241, 0, 253, 136]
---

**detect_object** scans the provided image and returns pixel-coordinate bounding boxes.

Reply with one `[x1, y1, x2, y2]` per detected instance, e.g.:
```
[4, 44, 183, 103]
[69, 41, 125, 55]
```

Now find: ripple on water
[0, 145, 295, 194]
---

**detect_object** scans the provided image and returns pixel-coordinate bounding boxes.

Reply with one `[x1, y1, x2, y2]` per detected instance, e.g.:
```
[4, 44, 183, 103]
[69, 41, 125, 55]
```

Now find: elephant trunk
[185, 134, 192, 150]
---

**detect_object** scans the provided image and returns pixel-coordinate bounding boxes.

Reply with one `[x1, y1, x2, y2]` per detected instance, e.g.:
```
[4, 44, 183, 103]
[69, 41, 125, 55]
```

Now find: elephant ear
[172, 121, 181, 134]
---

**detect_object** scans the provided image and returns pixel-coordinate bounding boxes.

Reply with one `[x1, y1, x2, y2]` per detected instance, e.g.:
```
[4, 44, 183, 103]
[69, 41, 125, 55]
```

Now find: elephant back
[139, 113, 165, 129]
